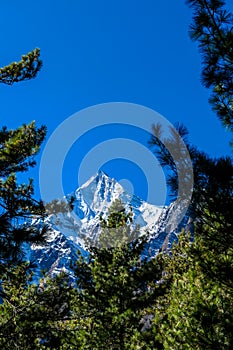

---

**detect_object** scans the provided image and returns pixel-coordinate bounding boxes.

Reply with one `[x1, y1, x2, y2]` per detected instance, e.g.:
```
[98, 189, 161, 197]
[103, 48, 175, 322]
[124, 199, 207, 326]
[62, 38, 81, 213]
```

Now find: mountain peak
[26, 172, 182, 282]
[96, 169, 109, 178]
[80, 170, 113, 190]
[76, 170, 123, 211]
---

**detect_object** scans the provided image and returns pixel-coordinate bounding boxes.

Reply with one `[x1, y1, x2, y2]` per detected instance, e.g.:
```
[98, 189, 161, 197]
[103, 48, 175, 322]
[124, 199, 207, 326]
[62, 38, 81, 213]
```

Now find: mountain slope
[27, 171, 187, 281]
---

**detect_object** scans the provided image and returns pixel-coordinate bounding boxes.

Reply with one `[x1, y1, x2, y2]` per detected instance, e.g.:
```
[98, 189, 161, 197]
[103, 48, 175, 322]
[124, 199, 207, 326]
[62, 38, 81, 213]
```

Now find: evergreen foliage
[0, 122, 48, 266]
[0, 50, 48, 311]
[1, 1, 233, 348]
[0, 268, 73, 349]
[147, 2, 233, 346]
[71, 200, 166, 349]
[151, 214, 233, 349]
[149, 122, 233, 220]
[0, 48, 42, 85]
[187, 0, 233, 131]
[98, 199, 139, 248]
[149, 125, 233, 348]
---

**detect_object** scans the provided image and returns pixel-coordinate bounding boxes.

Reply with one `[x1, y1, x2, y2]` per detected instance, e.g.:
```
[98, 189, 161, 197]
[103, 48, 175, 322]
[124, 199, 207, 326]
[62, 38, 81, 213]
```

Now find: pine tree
[98, 199, 139, 248]
[71, 200, 166, 349]
[0, 49, 81, 350]
[148, 2, 233, 344]
[0, 49, 49, 303]
[148, 119, 233, 347]
[0, 122, 48, 266]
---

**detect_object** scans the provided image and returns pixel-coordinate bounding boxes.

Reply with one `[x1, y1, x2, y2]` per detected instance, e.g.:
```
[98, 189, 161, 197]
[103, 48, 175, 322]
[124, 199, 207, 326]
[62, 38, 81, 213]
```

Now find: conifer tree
[149, 121, 233, 347]
[0, 49, 48, 299]
[147, 2, 233, 346]
[71, 200, 166, 349]
[0, 49, 76, 349]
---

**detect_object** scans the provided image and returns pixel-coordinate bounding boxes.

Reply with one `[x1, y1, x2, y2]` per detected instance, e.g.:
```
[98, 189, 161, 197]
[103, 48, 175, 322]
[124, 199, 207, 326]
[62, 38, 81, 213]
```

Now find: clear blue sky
[0, 0, 232, 206]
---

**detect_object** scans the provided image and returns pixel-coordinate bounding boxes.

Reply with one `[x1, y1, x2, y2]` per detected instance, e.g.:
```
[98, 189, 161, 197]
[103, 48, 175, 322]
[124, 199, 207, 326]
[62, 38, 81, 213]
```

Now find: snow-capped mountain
[27, 171, 190, 281]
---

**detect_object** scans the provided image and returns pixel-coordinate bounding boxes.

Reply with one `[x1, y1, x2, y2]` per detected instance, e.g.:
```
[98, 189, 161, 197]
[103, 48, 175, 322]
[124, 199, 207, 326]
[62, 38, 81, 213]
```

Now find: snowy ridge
[26, 171, 188, 281]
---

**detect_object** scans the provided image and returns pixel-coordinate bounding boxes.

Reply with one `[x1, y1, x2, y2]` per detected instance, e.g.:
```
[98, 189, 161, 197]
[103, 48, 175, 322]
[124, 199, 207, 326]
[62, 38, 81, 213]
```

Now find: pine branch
[187, 0, 233, 131]
[0, 48, 42, 85]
